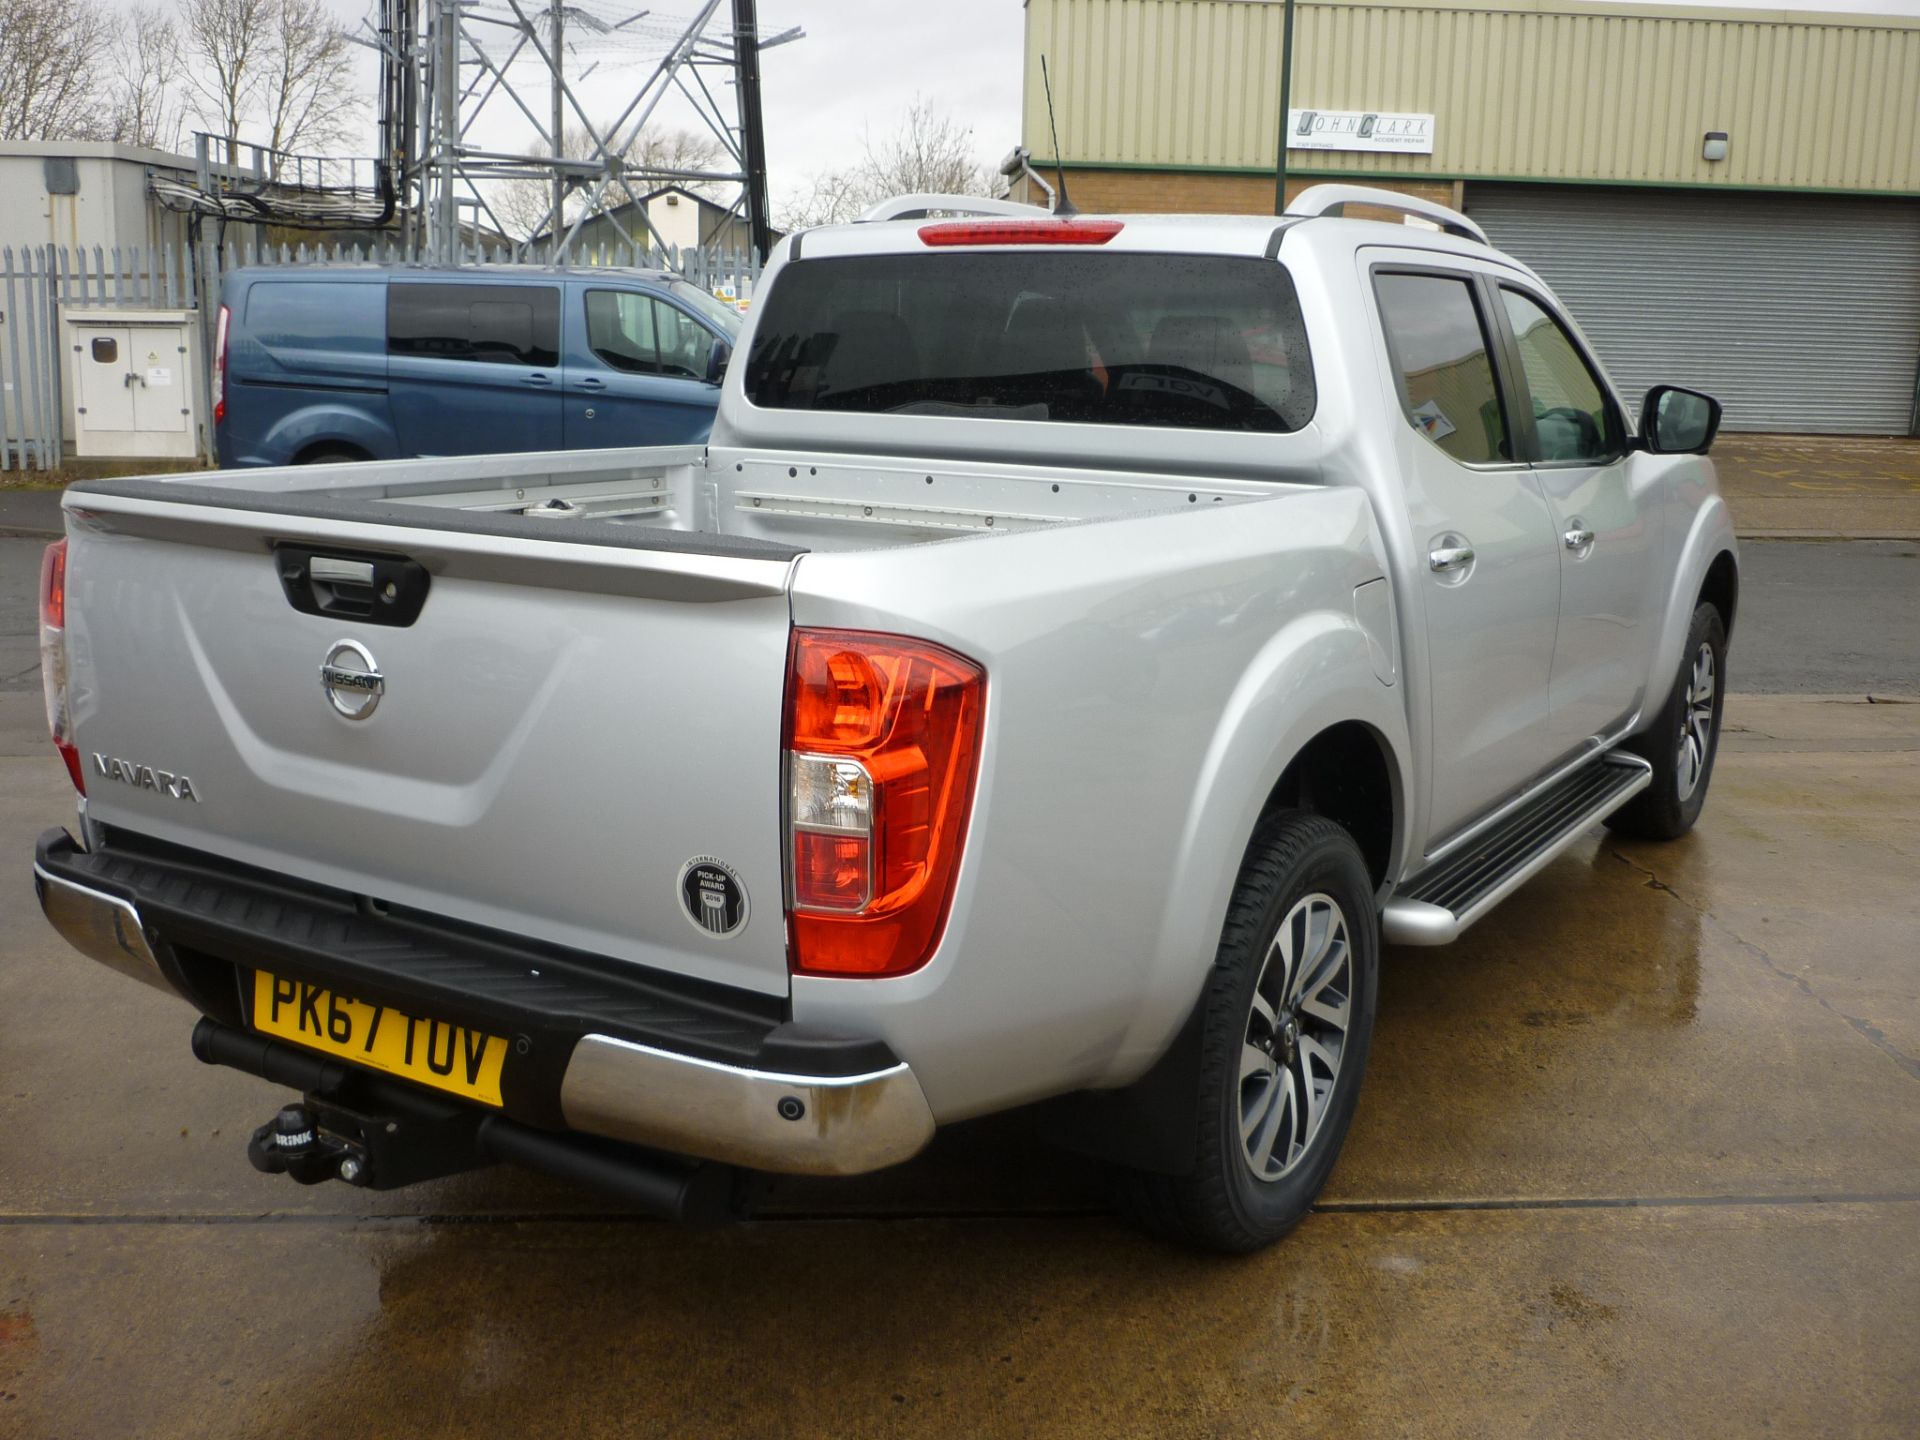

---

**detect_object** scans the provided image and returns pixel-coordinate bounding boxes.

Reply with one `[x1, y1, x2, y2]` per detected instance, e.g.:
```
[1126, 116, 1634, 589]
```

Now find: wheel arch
[292, 438, 374, 465]
[257, 400, 397, 467]
[1699, 547, 1740, 640]
[1035, 654, 1409, 1178]
[1255, 718, 1401, 890]
[1640, 491, 1739, 731]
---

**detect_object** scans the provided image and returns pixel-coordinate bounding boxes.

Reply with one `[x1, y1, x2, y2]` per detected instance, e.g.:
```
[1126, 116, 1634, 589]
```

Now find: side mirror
[1638, 385, 1721, 454]
[706, 339, 733, 386]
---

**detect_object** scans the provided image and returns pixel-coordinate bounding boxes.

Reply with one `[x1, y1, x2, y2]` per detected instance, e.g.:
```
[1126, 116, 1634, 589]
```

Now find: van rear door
[388, 280, 564, 456]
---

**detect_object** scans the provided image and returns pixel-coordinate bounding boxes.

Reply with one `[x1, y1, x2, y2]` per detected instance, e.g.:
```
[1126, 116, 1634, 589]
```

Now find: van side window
[586, 290, 717, 380]
[1374, 272, 1512, 466]
[389, 284, 559, 368]
[654, 301, 717, 379]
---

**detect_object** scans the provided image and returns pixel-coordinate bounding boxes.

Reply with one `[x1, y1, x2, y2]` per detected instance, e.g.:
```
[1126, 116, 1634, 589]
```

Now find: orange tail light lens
[785, 629, 985, 978]
[212, 304, 230, 425]
[39, 539, 84, 795]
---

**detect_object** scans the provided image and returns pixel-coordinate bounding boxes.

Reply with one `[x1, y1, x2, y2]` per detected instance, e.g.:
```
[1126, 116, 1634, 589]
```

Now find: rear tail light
[39, 539, 84, 795]
[918, 219, 1124, 247]
[785, 629, 985, 978]
[212, 303, 230, 424]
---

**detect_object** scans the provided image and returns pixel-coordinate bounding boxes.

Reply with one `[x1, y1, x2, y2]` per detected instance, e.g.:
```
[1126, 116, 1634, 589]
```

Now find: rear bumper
[32, 828, 934, 1177]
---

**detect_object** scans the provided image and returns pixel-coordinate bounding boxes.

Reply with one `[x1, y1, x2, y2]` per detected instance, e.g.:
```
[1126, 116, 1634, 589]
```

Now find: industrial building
[531, 185, 769, 261]
[1016, 0, 1920, 434]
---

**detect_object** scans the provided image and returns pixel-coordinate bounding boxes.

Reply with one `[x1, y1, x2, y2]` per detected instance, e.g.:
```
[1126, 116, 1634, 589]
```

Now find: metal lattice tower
[366, 0, 792, 265]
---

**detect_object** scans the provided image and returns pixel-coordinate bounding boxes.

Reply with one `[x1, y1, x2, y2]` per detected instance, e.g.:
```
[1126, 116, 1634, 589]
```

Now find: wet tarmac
[3, 690, 1917, 1437]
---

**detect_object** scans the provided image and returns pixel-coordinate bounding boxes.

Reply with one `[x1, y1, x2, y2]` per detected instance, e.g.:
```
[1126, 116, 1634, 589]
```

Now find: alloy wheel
[1676, 641, 1716, 801]
[1239, 893, 1353, 1181]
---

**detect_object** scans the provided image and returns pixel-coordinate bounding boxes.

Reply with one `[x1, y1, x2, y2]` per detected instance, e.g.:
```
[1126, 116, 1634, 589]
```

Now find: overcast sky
[264, 0, 1920, 208]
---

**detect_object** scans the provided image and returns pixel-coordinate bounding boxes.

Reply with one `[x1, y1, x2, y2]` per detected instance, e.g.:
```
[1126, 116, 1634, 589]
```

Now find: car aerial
[34, 184, 1735, 1251]
[212, 264, 744, 467]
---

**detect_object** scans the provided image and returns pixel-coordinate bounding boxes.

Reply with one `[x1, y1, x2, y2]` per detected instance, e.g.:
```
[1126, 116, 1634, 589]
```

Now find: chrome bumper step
[33, 827, 935, 1177]
[1382, 751, 1653, 946]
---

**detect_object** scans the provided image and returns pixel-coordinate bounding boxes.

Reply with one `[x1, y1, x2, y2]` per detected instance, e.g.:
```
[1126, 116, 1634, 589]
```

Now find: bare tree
[778, 100, 991, 230]
[628, 126, 730, 188]
[111, 5, 185, 152]
[180, 0, 266, 151]
[778, 168, 867, 232]
[258, 0, 361, 160]
[861, 100, 991, 202]
[494, 124, 730, 241]
[0, 0, 118, 141]
[180, 0, 362, 163]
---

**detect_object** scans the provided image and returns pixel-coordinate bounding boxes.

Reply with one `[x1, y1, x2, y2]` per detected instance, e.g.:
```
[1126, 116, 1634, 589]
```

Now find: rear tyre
[1116, 811, 1377, 1253]
[1604, 602, 1727, 841]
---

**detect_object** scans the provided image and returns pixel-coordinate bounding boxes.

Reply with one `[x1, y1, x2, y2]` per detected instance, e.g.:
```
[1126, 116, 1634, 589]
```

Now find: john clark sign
[1288, 110, 1435, 155]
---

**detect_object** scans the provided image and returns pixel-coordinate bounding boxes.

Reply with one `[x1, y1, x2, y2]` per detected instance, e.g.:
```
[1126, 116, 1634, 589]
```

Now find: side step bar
[1383, 751, 1654, 946]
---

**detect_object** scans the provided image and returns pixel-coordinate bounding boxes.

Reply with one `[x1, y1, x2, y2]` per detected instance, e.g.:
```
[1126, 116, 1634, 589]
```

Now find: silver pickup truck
[32, 185, 1737, 1250]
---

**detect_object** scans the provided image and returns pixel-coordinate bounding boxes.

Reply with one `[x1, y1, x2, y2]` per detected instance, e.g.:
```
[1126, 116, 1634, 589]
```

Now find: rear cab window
[1373, 271, 1513, 465]
[744, 252, 1315, 433]
[388, 283, 559, 367]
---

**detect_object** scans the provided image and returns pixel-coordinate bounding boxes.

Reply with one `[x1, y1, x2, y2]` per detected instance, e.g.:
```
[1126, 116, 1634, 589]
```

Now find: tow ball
[247, 1102, 364, 1185]
[204, 1018, 742, 1220]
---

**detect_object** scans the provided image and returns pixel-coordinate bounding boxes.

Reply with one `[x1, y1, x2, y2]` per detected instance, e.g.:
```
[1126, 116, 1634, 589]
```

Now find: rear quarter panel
[787, 485, 1411, 1121]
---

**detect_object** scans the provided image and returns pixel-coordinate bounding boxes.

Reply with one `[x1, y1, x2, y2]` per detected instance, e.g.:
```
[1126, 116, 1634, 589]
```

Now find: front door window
[586, 290, 716, 379]
[1498, 289, 1621, 463]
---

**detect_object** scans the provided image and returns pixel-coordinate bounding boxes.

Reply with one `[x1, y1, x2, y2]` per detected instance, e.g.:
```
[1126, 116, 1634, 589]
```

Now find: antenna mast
[1040, 56, 1077, 218]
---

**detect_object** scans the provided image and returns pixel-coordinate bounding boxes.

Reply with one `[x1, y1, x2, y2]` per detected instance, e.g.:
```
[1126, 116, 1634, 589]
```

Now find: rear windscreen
[744, 252, 1315, 433]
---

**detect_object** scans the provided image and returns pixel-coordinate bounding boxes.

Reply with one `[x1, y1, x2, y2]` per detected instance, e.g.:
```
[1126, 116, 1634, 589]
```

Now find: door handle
[576, 377, 607, 392]
[522, 373, 554, 387]
[1563, 523, 1596, 553]
[1429, 544, 1476, 573]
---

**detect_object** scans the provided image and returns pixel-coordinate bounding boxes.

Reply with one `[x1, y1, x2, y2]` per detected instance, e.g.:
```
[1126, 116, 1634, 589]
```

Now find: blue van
[213, 266, 744, 467]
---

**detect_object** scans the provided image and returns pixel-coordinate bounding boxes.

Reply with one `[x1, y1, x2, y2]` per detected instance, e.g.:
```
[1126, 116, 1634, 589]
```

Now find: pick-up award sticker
[680, 857, 748, 937]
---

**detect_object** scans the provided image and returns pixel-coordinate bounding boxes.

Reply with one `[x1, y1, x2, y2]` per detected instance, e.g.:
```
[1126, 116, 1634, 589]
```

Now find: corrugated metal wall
[1467, 185, 1920, 435]
[1024, 0, 1920, 193]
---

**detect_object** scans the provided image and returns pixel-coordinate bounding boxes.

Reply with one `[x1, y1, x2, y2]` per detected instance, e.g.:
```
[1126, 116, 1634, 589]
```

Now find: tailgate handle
[275, 544, 431, 627]
[311, 557, 375, 586]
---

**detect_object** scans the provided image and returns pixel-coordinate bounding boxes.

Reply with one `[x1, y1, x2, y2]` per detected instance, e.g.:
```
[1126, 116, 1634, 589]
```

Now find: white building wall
[0, 142, 197, 254]
[644, 193, 703, 251]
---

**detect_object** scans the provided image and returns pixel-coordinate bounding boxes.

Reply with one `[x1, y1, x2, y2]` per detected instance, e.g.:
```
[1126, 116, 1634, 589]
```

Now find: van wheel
[1604, 602, 1727, 841]
[296, 446, 368, 465]
[1117, 811, 1377, 1253]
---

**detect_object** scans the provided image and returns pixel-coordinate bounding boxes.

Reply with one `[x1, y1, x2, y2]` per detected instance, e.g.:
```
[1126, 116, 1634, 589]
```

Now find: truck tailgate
[60, 490, 799, 998]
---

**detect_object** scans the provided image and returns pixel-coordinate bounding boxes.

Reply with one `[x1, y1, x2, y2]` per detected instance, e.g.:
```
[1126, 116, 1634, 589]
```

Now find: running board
[1382, 752, 1654, 946]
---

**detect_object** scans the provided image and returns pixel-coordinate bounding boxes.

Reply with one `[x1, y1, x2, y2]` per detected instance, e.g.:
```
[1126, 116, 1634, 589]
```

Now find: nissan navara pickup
[32, 186, 1737, 1251]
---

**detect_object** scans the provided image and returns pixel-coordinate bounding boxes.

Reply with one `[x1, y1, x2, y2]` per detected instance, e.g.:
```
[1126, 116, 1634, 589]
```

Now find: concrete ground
[3, 536, 1918, 1434]
[1713, 434, 1920, 539]
[1736, 540, 1919, 694]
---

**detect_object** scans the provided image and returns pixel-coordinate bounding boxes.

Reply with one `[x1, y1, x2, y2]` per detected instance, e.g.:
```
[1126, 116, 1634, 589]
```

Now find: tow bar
[193, 1017, 744, 1223]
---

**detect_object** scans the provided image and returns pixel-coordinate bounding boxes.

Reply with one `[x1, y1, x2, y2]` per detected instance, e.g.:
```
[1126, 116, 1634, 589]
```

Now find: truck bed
[58, 442, 1324, 1004]
[68, 443, 1286, 558]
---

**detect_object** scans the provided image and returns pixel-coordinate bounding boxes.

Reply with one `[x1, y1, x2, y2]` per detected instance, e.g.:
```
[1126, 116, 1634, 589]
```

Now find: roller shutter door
[1465, 184, 1920, 435]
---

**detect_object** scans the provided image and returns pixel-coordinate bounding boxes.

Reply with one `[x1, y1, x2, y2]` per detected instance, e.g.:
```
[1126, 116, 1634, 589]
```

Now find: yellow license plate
[251, 970, 508, 1107]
